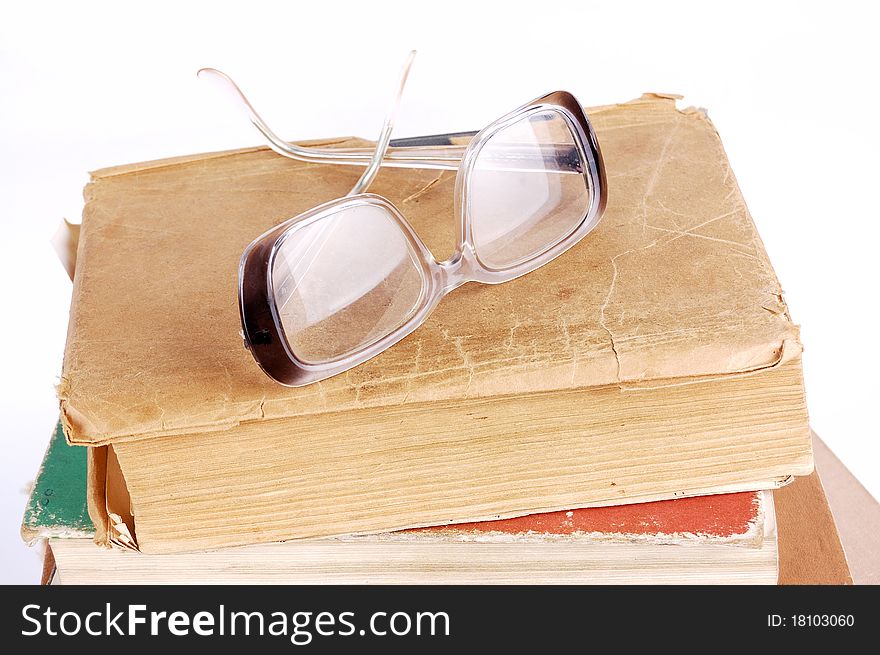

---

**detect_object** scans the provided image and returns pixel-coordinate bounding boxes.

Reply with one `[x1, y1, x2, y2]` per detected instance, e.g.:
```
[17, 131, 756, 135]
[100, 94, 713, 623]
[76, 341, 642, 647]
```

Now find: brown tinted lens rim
[239, 219, 304, 385]
[239, 196, 437, 386]
[527, 91, 606, 240]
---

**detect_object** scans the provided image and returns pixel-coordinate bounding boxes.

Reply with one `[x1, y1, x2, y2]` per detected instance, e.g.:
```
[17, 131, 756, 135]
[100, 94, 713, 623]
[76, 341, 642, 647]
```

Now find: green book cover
[21, 422, 94, 543]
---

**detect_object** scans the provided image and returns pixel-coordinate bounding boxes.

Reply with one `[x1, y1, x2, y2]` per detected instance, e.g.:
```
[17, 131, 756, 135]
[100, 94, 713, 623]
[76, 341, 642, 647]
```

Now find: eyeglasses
[200, 52, 606, 386]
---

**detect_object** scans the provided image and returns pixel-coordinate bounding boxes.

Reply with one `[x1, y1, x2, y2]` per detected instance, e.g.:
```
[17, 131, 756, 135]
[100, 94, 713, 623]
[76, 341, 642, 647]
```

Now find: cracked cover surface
[59, 94, 801, 445]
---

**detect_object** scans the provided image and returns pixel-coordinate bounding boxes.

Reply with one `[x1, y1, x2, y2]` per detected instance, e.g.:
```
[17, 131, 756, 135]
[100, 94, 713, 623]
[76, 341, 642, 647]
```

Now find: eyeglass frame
[235, 88, 606, 386]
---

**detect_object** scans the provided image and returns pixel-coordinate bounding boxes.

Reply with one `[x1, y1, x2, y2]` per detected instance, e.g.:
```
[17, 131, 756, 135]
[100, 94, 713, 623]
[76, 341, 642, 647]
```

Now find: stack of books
[22, 93, 849, 583]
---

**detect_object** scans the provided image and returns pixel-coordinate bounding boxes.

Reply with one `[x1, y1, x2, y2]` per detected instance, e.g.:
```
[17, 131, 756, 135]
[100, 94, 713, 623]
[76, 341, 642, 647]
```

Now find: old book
[776, 435, 853, 585]
[28, 424, 778, 584]
[810, 434, 879, 584]
[30, 425, 852, 584]
[47, 496, 779, 584]
[21, 421, 92, 544]
[59, 93, 812, 553]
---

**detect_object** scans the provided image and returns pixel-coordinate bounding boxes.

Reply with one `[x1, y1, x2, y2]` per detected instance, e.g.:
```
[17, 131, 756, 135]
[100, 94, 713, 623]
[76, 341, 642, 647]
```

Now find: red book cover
[406, 491, 764, 542]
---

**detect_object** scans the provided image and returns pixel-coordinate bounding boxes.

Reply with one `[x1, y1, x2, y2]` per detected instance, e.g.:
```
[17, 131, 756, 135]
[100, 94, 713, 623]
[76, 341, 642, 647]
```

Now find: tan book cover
[794, 434, 873, 584]
[57, 93, 813, 552]
[776, 468, 852, 585]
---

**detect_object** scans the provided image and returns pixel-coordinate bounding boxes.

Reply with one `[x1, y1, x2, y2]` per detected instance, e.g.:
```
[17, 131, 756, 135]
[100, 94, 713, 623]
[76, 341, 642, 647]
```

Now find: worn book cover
[21, 423, 92, 543]
[57, 93, 813, 552]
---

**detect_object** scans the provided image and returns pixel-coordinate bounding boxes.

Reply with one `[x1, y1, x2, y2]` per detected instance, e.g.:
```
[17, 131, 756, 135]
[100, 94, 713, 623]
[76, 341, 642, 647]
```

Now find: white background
[1, 0, 877, 583]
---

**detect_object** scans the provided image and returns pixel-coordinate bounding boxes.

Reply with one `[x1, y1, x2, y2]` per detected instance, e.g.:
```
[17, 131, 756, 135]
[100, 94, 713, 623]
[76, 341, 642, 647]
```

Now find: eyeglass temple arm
[197, 58, 469, 172]
[347, 50, 415, 195]
[388, 131, 478, 147]
[197, 63, 583, 176]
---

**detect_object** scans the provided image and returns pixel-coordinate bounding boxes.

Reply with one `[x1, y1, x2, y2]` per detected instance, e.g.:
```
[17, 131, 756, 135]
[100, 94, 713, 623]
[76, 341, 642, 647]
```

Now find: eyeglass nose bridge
[437, 246, 475, 295]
